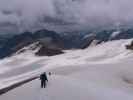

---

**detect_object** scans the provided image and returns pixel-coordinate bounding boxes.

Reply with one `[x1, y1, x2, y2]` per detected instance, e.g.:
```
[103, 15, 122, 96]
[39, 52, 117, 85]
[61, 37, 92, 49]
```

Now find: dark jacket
[40, 73, 48, 81]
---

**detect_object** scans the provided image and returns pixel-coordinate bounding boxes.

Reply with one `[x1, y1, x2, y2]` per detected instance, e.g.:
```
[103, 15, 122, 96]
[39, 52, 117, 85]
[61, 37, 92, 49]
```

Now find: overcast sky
[0, 0, 133, 33]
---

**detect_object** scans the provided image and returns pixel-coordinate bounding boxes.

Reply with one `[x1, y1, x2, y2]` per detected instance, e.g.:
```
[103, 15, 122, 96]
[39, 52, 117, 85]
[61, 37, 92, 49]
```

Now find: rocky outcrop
[35, 45, 63, 56]
[126, 41, 133, 50]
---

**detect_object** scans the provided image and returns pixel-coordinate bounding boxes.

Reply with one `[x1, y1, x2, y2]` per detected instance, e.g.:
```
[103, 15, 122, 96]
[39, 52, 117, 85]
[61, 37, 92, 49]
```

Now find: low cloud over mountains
[0, 0, 133, 33]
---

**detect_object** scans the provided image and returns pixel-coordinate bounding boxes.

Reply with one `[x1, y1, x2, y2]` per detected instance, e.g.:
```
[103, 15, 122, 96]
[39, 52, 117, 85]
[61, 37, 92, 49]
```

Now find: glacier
[0, 39, 133, 100]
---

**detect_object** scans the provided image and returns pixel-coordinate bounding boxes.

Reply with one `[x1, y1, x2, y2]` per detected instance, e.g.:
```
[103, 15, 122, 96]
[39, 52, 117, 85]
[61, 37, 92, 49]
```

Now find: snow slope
[1, 75, 133, 100]
[0, 39, 133, 100]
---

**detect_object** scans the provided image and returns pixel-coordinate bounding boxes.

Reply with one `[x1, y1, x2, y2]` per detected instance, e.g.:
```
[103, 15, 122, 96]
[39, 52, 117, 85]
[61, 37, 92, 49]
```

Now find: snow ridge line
[0, 77, 38, 95]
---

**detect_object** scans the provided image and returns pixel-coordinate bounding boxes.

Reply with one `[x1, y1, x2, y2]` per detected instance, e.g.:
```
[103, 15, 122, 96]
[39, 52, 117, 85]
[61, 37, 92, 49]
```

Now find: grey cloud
[0, 0, 133, 33]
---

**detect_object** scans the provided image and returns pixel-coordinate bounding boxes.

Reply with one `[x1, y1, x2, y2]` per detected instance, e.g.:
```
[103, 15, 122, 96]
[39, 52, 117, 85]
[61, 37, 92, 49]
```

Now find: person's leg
[41, 80, 43, 88]
[43, 81, 46, 88]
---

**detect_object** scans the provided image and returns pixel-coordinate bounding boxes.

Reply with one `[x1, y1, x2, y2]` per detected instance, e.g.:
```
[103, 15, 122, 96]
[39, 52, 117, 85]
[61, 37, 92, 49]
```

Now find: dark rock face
[111, 29, 133, 40]
[0, 32, 34, 58]
[35, 45, 63, 56]
[126, 41, 133, 50]
[0, 34, 14, 49]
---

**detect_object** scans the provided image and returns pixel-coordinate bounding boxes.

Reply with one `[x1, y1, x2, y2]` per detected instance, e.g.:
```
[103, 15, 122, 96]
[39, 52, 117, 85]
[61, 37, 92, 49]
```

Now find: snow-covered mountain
[0, 29, 64, 58]
[0, 39, 133, 100]
[0, 28, 133, 58]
